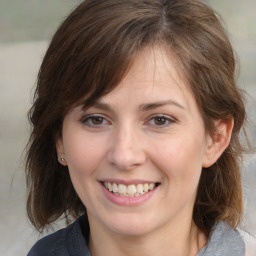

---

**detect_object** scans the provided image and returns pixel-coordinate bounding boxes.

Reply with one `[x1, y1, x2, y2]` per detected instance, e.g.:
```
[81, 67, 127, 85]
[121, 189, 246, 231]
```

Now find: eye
[147, 115, 175, 127]
[81, 115, 109, 127]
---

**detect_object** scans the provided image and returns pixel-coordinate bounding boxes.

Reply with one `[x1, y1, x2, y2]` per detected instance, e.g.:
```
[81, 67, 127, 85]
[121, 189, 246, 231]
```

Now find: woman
[26, 0, 255, 255]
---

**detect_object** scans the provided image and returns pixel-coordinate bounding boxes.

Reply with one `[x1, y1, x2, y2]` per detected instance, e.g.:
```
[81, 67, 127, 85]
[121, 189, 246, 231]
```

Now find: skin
[57, 46, 233, 256]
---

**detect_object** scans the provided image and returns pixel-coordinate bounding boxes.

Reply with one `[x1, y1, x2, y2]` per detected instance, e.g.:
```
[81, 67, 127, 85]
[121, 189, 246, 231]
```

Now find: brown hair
[26, 0, 247, 233]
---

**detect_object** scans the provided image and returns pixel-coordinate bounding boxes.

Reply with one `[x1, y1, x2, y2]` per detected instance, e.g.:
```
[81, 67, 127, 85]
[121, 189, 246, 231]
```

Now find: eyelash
[81, 114, 175, 128]
[81, 114, 110, 127]
[146, 114, 175, 128]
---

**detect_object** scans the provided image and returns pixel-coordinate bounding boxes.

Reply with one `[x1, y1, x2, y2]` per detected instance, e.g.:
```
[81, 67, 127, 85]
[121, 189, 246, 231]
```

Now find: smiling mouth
[102, 182, 160, 197]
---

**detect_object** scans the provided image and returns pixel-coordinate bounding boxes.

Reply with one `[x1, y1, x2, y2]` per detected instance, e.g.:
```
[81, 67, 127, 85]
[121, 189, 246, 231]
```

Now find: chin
[103, 214, 157, 237]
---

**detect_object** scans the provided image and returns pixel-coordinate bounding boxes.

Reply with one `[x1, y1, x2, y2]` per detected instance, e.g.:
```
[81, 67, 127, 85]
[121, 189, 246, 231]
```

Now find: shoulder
[238, 229, 256, 256]
[27, 215, 91, 256]
[198, 221, 246, 256]
[27, 227, 68, 256]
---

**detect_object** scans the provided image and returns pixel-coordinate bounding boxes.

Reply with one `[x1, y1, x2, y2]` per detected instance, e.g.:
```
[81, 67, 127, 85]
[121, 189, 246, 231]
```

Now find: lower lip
[100, 182, 158, 207]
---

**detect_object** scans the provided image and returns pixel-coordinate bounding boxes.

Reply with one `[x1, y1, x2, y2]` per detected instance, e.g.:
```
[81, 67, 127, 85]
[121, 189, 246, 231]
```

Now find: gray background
[0, 0, 255, 255]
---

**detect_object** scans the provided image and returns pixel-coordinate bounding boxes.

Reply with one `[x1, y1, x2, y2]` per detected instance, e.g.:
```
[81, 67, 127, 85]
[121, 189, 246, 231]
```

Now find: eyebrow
[139, 100, 185, 111]
[84, 100, 185, 112]
[81, 102, 113, 112]
[87, 102, 112, 111]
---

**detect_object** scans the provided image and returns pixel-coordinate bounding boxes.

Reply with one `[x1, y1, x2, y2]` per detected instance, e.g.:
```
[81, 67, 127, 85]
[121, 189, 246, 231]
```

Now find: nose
[107, 124, 146, 171]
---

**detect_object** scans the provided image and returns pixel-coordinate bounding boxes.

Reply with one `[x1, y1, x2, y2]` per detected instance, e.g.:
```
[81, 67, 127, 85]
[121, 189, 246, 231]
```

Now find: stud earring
[60, 158, 66, 162]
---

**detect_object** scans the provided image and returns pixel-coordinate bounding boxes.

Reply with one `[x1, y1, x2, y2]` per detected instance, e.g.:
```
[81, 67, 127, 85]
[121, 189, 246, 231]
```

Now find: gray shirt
[197, 221, 245, 255]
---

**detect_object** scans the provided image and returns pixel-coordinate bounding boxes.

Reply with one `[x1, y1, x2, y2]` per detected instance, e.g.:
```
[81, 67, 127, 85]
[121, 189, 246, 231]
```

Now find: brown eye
[82, 115, 109, 127]
[147, 115, 175, 128]
[91, 116, 104, 125]
[153, 117, 167, 126]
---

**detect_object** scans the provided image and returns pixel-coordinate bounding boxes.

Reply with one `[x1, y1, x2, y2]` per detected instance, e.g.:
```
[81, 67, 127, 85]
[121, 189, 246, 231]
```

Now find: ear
[56, 138, 68, 166]
[202, 118, 234, 168]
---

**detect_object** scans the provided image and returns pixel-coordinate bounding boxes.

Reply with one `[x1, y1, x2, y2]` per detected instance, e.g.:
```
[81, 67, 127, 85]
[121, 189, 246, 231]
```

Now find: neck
[88, 216, 207, 256]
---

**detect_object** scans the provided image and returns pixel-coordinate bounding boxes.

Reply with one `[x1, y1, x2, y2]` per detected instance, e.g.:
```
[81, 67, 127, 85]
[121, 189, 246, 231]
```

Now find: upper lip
[99, 179, 160, 186]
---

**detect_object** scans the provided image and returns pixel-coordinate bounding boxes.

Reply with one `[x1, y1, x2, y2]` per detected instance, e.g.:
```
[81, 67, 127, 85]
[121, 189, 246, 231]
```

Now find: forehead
[123, 46, 185, 86]
[99, 46, 194, 109]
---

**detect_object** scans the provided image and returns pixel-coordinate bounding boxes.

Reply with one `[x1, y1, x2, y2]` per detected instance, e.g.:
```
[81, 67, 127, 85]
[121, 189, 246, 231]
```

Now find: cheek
[152, 135, 205, 184]
[63, 134, 107, 207]
[63, 132, 104, 178]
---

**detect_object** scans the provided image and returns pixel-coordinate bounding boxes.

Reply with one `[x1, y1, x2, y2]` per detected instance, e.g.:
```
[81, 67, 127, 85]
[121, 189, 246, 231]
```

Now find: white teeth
[143, 183, 149, 192]
[118, 184, 127, 194]
[103, 182, 158, 197]
[112, 183, 118, 193]
[149, 183, 155, 190]
[137, 184, 144, 194]
[127, 185, 136, 196]
[107, 182, 112, 192]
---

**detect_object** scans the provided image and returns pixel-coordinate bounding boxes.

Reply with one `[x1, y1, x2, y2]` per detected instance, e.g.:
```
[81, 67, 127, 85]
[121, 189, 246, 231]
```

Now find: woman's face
[57, 46, 214, 237]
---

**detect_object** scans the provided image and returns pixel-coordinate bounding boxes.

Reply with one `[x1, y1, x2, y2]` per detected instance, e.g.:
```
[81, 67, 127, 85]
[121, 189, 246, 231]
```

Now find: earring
[60, 158, 66, 162]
